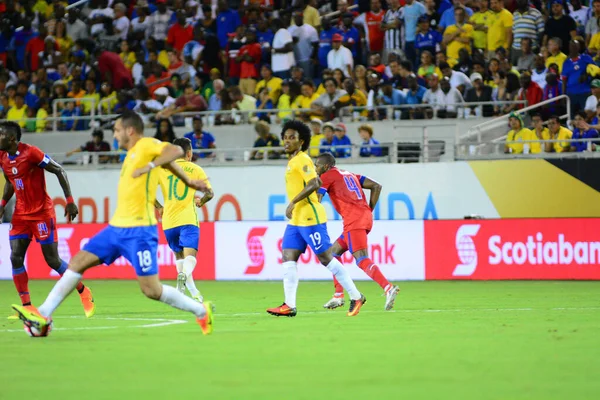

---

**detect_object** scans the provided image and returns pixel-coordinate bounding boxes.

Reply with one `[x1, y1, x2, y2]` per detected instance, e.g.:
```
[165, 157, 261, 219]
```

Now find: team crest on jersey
[11, 167, 17, 175]
[37, 222, 48, 236]
[303, 165, 310, 173]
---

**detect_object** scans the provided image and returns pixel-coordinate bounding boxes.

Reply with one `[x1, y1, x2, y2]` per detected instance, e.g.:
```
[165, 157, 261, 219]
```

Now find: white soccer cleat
[384, 285, 400, 311]
[176, 273, 187, 294]
[323, 296, 345, 309]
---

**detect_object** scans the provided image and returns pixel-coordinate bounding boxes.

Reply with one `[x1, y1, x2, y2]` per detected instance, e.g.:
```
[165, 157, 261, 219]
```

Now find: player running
[155, 137, 213, 302]
[11, 111, 214, 336]
[315, 153, 400, 310]
[0, 121, 96, 320]
[266, 120, 366, 318]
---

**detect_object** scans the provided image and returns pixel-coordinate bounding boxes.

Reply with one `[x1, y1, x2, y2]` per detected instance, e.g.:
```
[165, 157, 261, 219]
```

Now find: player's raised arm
[360, 176, 382, 211]
[44, 159, 79, 222]
[163, 157, 210, 193]
[0, 173, 14, 219]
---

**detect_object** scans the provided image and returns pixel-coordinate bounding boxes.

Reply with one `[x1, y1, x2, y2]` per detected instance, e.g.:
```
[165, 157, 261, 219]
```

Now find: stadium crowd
[0, 0, 600, 157]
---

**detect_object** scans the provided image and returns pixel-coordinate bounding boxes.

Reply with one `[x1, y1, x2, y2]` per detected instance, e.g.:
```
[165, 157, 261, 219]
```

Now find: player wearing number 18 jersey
[156, 137, 214, 302]
[266, 120, 366, 317]
[315, 153, 400, 311]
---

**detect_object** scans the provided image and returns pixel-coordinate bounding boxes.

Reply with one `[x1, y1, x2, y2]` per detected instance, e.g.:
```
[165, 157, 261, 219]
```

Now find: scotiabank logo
[244, 227, 267, 274]
[453, 224, 480, 276]
[425, 219, 600, 280]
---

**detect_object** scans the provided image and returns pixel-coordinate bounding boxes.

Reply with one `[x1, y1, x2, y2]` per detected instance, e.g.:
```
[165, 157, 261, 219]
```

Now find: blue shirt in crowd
[360, 137, 382, 157]
[571, 128, 599, 152]
[403, 2, 426, 42]
[439, 6, 473, 30]
[216, 9, 241, 48]
[405, 86, 427, 104]
[341, 26, 361, 58]
[562, 54, 594, 95]
[415, 30, 443, 53]
[185, 131, 216, 158]
[318, 26, 342, 67]
[331, 135, 352, 158]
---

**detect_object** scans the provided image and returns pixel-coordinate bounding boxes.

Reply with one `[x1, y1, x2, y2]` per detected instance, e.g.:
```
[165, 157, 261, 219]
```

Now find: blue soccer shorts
[163, 224, 199, 253]
[282, 223, 331, 255]
[83, 225, 159, 276]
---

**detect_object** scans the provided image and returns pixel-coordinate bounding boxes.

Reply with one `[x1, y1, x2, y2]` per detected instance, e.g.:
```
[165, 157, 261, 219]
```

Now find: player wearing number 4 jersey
[155, 137, 214, 302]
[315, 153, 400, 311]
[267, 120, 366, 318]
[0, 121, 95, 320]
[12, 111, 215, 336]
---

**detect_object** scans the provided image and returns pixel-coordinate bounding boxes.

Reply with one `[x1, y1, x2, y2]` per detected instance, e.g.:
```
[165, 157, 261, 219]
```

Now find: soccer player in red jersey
[315, 152, 400, 310]
[0, 121, 96, 319]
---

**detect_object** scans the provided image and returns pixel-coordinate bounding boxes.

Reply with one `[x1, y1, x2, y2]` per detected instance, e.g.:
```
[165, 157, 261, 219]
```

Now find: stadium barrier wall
[2, 218, 600, 281]
[32, 159, 600, 224]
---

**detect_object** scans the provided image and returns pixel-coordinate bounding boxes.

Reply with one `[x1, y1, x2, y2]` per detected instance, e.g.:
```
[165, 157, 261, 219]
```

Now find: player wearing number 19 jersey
[0, 121, 95, 320]
[315, 153, 400, 311]
[156, 137, 213, 302]
[266, 120, 366, 318]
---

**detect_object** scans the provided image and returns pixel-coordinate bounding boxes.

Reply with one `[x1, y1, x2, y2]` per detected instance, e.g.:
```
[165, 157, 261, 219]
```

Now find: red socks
[357, 257, 390, 290]
[12, 269, 31, 306]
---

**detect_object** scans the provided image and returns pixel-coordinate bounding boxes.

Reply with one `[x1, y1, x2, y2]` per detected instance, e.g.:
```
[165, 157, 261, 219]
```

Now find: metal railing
[456, 137, 600, 159]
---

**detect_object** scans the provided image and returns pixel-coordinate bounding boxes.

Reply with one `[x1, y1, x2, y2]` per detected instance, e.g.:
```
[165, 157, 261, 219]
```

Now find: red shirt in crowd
[239, 42, 262, 79]
[98, 51, 133, 90]
[167, 23, 194, 53]
[25, 36, 48, 71]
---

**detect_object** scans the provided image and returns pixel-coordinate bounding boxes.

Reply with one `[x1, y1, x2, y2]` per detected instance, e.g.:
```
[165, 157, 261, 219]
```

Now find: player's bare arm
[132, 143, 184, 178]
[361, 177, 382, 210]
[195, 188, 214, 208]
[163, 160, 210, 193]
[44, 160, 78, 222]
[286, 176, 322, 219]
[0, 172, 14, 219]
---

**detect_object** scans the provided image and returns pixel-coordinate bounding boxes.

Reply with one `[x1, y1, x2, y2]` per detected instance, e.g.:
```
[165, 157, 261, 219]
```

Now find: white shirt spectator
[448, 70, 472, 91]
[131, 16, 152, 39]
[532, 68, 547, 90]
[89, 7, 115, 36]
[272, 28, 295, 73]
[67, 18, 89, 42]
[288, 23, 318, 62]
[151, 9, 173, 41]
[585, 94, 598, 113]
[132, 62, 144, 85]
[441, 87, 464, 112]
[113, 15, 130, 41]
[327, 46, 354, 77]
[423, 87, 446, 108]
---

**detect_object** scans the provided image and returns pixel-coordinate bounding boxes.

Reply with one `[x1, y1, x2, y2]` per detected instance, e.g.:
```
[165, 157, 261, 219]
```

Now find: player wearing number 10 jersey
[315, 153, 400, 311]
[155, 137, 214, 303]
[266, 120, 366, 318]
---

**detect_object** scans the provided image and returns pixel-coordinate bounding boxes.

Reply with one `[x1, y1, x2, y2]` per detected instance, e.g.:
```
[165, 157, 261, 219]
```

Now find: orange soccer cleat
[79, 286, 96, 318]
[266, 303, 297, 317]
[347, 294, 367, 317]
[196, 301, 214, 335]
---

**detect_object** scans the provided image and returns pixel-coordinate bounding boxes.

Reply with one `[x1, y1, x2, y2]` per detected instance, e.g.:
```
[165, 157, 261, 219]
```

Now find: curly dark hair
[281, 120, 311, 152]
[0, 121, 22, 141]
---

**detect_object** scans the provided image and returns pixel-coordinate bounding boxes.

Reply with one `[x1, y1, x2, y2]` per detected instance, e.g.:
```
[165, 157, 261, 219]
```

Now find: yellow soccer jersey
[110, 138, 169, 227]
[286, 151, 327, 227]
[159, 159, 211, 230]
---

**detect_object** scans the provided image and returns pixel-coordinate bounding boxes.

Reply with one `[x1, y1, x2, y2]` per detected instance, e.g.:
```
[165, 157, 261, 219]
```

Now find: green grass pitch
[1, 280, 599, 400]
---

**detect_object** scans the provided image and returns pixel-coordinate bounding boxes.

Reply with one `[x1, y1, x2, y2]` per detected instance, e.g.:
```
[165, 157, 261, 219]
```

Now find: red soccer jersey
[319, 167, 373, 232]
[0, 143, 54, 220]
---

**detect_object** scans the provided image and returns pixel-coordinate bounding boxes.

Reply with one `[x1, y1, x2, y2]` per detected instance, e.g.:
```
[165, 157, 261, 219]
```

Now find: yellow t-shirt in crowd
[506, 127, 536, 154]
[470, 10, 493, 49]
[549, 126, 573, 153]
[110, 138, 169, 227]
[277, 94, 292, 120]
[36, 108, 48, 133]
[7, 106, 28, 128]
[159, 159, 211, 230]
[546, 52, 568, 73]
[285, 151, 327, 227]
[487, 8, 513, 51]
[444, 24, 474, 65]
[309, 133, 324, 157]
[120, 52, 137, 70]
[255, 77, 283, 104]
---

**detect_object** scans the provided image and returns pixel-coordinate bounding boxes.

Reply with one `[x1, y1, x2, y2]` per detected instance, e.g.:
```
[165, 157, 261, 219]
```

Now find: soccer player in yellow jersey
[155, 137, 214, 302]
[266, 120, 366, 318]
[12, 111, 215, 336]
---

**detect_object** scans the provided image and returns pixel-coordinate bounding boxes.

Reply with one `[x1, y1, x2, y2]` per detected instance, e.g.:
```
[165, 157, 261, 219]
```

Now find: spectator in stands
[184, 116, 216, 159]
[405, 74, 427, 119]
[60, 100, 82, 131]
[354, 0, 385, 57]
[289, 11, 319, 80]
[113, 3, 130, 41]
[338, 78, 367, 117]
[438, 76, 464, 118]
[216, 0, 241, 49]
[340, 12, 360, 62]
[327, 33, 353, 78]
[401, 0, 426, 66]
[505, 112, 537, 154]
[358, 124, 382, 157]
[277, 81, 292, 122]
[585, 79, 600, 121]
[562, 39, 593, 116]
[331, 123, 352, 158]
[96, 47, 133, 91]
[465, 72, 493, 118]
[470, 0, 491, 53]
[543, 2, 576, 54]
[271, 18, 295, 80]
[66, 129, 112, 163]
[256, 87, 274, 121]
[208, 79, 225, 111]
[515, 38, 535, 72]
[423, 74, 444, 118]
[546, 115, 573, 153]
[293, 81, 319, 120]
[571, 111, 600, 151]
[66, 8, 88, 42]
[154, 118, 177, 142]
[229, 85, 257, 115]
[236, 30, 262, 96]
[517, 71, 543, 111]
[417, 50, 442, 79]
[454, 48, 473, 76]
[415, 16, 442, 60]
[378, 79, 406, 109]
[317, 18, 340, 75]
[251, 120, 281, 160]
[319, 122, 335, 154]
[545, 38, 567, 73]
[530, 113, 550, 152]
[512, 0, 544, 65]
[154, 87, 177, 109]
[587, 0, 600, 45]
[442, 7, 473, 67]
[440, 62, 471, 94]
[487, 0, 513, 60]
[255, 65, 283, 105]
[157, 83, 208, 119]
[381, 0, 403, 63]
[423, 0, 441, 30]
[311, 77, 347, 120]
[532, 54, 547, 89]
[17, 81, 38, 110]
[309, 119, 324, 157]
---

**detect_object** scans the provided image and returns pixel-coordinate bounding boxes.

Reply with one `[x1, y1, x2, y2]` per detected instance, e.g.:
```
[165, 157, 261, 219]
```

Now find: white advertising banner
[45, 163, 499, 223]
[0, 224, 11, 279]
[214, 220, 425, 281]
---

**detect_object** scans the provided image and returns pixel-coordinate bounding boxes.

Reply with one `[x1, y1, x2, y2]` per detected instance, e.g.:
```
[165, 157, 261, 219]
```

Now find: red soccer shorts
[335, 229, 370, 254]
[9, 214, 57, 244]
